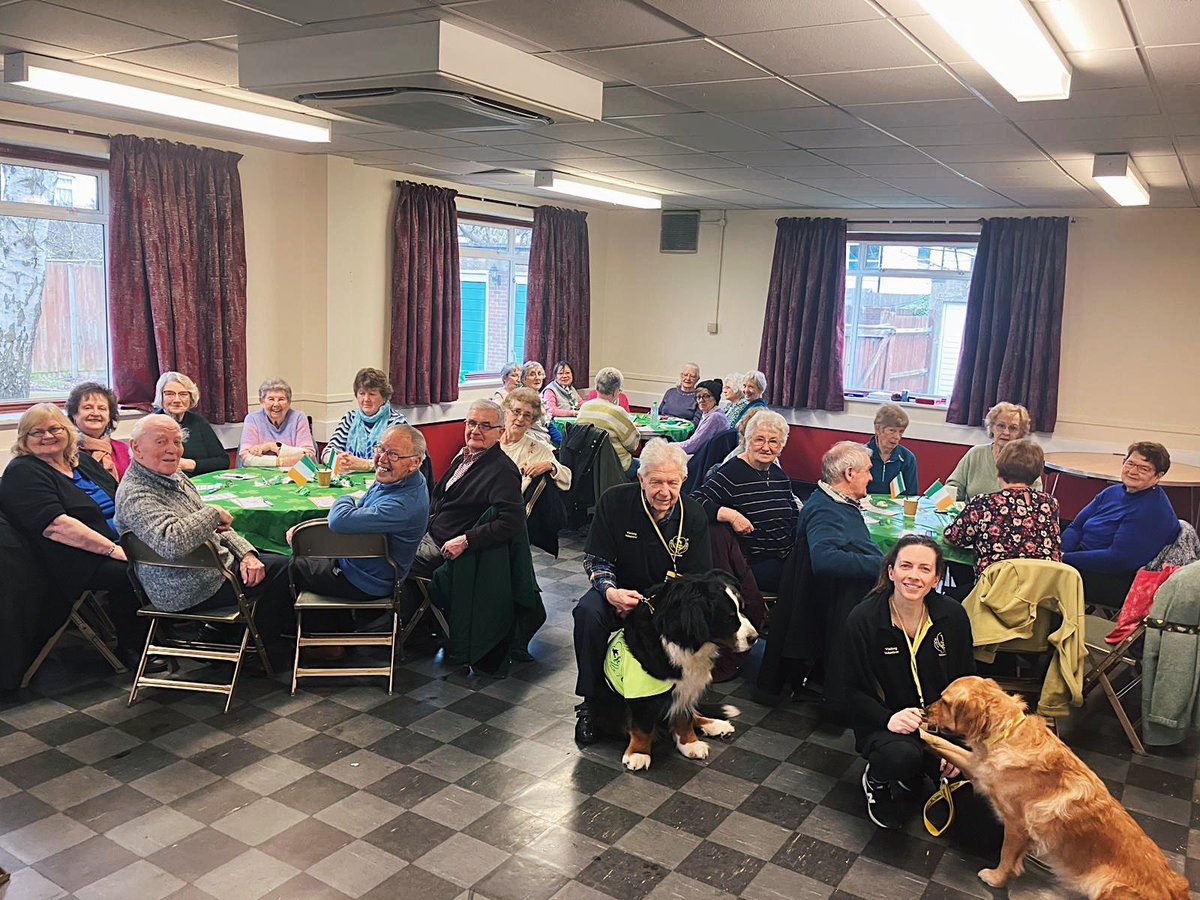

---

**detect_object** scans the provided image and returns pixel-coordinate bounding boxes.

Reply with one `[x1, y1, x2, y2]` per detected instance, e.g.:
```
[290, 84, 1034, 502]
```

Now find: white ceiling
[0, 0, 1198, 209]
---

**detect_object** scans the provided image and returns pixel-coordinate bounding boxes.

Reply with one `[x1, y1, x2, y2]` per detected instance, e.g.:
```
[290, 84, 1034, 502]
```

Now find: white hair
[155, 371, 199, 410]
[821, 441, 872, 485]
[468, 399, 503, 422]
[258, 377, 292, 402]
[744, 370, 767, 392]
[723, 372, 743, 390]
[595, 366, 623, 396]
[131, 413, 183, 442]
[638, 438, 688, 479]
[745, 410, 788, 445]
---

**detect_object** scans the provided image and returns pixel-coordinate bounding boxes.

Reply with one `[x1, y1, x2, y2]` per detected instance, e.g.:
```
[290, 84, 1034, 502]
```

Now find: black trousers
[862, 730, 941, 785]
[289, 556, 382, 632]
[1078, 568, 1137, 610]
[573, 587, 622, 699]
[199, 551, 293, 641]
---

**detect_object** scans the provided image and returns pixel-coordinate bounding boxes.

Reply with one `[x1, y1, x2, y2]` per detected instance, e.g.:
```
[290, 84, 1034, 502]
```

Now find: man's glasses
[465, 419, 501, 433]
[28, 426, 67, 439]
[376, 448, 422, 463]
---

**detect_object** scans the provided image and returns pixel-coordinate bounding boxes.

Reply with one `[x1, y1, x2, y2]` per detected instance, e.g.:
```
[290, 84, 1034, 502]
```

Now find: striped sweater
[694, 456, 801, 561]
[321, 406, 409, 464]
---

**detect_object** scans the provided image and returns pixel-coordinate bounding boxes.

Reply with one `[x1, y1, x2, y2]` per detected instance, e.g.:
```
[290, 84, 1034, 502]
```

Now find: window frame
[456, 212, 532, 386]
[843, 233, 979, 401]
[0, 144, 111, 414]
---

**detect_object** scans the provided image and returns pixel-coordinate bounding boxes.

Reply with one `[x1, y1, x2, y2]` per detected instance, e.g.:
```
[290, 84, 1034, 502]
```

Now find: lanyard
[890, 597, 932, 708]
[641, 492, 687, 575]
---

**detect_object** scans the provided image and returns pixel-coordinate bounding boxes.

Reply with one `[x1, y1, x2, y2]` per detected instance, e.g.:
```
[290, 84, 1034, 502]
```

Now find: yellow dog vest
[604, 630, 673, 699]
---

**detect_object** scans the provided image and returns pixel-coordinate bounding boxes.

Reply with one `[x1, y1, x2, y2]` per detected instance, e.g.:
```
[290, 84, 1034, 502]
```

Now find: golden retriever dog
[921, 676, 1188, 900]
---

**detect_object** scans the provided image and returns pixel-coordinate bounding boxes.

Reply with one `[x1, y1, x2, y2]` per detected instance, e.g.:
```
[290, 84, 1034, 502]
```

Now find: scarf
[548, 381, 581, 411]
[347, 405, 391, 458]
[79, 434, 118, 481]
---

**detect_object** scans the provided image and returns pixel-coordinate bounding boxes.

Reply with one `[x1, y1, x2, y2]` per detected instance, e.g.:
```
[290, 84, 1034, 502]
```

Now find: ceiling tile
[1146, 45, 1200, 86]
[794, 66, 971, 105]
[779, 127, 900, 148]
[714, 149, 830, 167]
[838, 163, 954, 179]
[930, 143, 1053, 163]
[51, 0, 283, 41]
[575, 136, 694, 156]
[1160, 86, 1200, 115]
[892, 15, 973, 65]
[610, 113, 795, 152]
[620, 170, 729, 192]
[446, 0, 690, 52]
[233, 0, 431, 25]
[725, 105, 857, 132]
[341, 130, 476, 149]
[722, 20, 932, 76]
[888, 122, 1031, 146]
[644, 0, 882, 35]
[504, 140, 609, 159]
[993, 185, 1104, 207]
[427, 145, 537, 162]
[1125, 0, 1200, 46]
[601, 85, 690, 117]
[846, 98, 1004, 128]
[816, 145, 936, 165]
[883, 177, 1018, 204]
[1020, 114, 1173, 143]
[0, 29, 91, 59]
[760, 164, 855, 179]
[0, 0, 179, 54]
[953, 160, 1073, 179]
[998, 87, 1160, 122]
[1147, 186, 1199, 207]
[671, 128, 794, 153]
[1033, 0, 1134, 52]
[553, 156, 656, 173]
[530, 121, 639, 142]
[1065, 49, 1148, 91]
[651, 78, 824, 112]
[633, 152, 743, 169]
[559, 39, 764, 86]
[79, 54, 226, 90]
[110, 41, 239, 85]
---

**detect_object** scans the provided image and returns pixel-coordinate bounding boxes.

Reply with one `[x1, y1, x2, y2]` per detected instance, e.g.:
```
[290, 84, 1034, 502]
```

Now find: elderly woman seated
[677, 378, 731, 456]
[727, 369, 768, 428]
[115, 415, 292, 638]
[238, 377, 316, 468]
[1062, 441, 1182, 608]
[799, 441, 884, 581]
[542, 360, 583, 418]
[946, 401, 1041, 501]
[944, 440, 1061, 594]
[0, 403, 148, 668]
[491, 361, 523, 406]
[577, 366, 641, 477]
[720, 372, 743, 413]
[153, 371, 228, 475]
[68, 381, 130, 480]
[695, 410, 801, 592]
[519, 361, 564, 445]
[866, 403, 918, 496]
[499, 388, 572, 494]
[323, 367, 408, 472]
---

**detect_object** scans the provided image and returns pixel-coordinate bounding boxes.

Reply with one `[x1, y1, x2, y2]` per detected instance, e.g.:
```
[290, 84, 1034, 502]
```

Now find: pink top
[111, 439, 131, 477]
[582, 389, 630, 412]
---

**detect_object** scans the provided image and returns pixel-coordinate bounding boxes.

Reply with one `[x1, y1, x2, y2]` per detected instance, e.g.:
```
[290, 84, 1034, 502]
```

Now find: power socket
[706, 322, 719, 334]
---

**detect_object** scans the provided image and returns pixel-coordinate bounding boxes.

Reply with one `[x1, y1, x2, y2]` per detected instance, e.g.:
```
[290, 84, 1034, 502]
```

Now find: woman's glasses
[28, 426, 67, 439]
[507, 409, 535, 421]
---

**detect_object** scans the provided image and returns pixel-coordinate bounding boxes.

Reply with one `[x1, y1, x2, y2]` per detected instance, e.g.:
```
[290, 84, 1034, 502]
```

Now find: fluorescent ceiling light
[916, 0, 1071, 101]
[1092, 153, 1150, 206]
[534, 171, 661, 209]
[3, 53, 331, 143]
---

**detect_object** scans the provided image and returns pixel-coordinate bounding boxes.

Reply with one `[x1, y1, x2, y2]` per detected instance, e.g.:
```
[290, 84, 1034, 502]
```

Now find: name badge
[883, 646, 900, 656]
[624, 531, 638, 539]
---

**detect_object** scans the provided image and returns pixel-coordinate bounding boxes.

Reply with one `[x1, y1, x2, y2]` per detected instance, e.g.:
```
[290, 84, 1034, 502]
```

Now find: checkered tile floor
[1, 533, 1197, 899]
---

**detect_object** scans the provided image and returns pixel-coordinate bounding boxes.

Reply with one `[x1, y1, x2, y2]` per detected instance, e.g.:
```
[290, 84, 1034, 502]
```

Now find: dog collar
[984, 712, 1027, 747]
[640, 598, 656, 614]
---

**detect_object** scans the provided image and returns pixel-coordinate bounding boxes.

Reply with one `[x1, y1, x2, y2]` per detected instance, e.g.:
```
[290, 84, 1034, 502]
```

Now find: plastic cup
[903, 497, 919, 518]
[317, 469, 332, 487]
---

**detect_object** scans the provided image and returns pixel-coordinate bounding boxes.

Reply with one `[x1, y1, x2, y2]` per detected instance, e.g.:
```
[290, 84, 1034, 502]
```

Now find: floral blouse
[943, 488, 1062, 578]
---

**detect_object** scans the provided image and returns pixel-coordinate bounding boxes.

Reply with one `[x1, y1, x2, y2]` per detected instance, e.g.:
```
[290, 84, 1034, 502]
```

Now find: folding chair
[1082, 610, 1147, 754]
[21, 590, 127, 687]
[402, 577, 451, 661]
[122, 532, 273, 713]
[289, 520, 404, 693]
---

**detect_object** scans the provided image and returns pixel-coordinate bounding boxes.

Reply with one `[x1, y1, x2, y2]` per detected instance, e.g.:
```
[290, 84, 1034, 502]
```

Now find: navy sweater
[1062, 483, 1180, 574]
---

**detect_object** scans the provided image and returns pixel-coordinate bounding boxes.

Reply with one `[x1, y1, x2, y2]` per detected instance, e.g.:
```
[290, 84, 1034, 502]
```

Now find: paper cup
[903, 497, 919, 518]
[317, 469, 332, 487]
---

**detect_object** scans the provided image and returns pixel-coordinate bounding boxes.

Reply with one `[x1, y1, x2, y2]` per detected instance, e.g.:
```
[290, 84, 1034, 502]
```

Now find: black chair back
[684, 427, 738, 494]
[557, 422, 608, 527]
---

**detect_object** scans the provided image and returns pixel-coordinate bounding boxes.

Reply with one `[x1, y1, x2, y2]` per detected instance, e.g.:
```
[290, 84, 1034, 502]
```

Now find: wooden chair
[122, 532, 273, 713]
[289, 520, 404, 693]
[21, 590, 127, 687]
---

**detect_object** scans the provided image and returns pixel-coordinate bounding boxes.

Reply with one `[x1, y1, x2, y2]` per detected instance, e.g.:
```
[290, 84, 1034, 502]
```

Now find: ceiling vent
[239, 20, 602, 132]
[661, 211, 700, 253]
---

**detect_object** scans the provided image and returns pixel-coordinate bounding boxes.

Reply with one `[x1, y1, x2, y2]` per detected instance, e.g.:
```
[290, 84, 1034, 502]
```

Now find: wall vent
[660, 210, 700, 253]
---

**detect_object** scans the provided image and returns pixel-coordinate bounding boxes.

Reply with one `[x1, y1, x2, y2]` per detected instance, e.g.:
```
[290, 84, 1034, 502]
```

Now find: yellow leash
[923, 713, 1026, 837]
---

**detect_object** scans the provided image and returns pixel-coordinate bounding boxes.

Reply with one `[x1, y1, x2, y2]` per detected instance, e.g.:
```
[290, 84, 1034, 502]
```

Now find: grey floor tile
[193, 848, 300, 900]
[306, 839, 406, 897]
[415, 832, 510, 888]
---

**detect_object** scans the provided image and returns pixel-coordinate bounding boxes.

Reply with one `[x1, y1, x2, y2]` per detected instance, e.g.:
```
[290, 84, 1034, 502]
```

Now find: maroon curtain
[525, 206, 590, 378]
[947, 216, 1069, 432]
[759, 217, 847, 411]
[108, 134, 248, 423]
[390, 181, 460, 406]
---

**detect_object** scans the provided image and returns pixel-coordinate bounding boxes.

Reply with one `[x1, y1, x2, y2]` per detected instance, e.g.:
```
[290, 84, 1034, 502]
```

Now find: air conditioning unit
[239, 21, 603, 132]
[661, 210, 700, 253]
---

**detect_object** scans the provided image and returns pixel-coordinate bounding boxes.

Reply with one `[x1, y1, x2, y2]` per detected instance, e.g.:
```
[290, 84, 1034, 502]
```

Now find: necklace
[641, 491, 688, 573]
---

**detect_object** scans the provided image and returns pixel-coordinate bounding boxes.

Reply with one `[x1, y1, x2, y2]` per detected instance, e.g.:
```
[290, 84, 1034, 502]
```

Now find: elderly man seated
[115, 414, 292, 639]
[801, 441, 884, 580]
[659, 362, 701, 424]
[572, 439, 712, 745]
[576, 366, 640, 478]
[410, 400, 524, 578]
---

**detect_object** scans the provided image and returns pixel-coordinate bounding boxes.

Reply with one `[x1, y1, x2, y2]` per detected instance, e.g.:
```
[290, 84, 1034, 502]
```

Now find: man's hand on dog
[605, 587, 643, 616]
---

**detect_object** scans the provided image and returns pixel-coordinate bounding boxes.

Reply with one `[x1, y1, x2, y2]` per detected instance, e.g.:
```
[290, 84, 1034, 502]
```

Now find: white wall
[588, 206, 1200, 463]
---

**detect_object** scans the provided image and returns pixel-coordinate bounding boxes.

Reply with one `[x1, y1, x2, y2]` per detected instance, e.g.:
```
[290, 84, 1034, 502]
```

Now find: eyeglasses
[162, 390, 189, 400]
[28, 426, 67, 439]
[1122, 458, 1157, 476]
[465, 419, 501, 433]
[695, 392, 714, 403]
[376, 448, 422, 463]
[507, 409, 535, 421]
[749, 436, 782, 449]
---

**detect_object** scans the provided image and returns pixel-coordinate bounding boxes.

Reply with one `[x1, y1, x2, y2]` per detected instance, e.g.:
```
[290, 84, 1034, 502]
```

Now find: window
[0, 154, 109, 404]
[844, 239, 977, 399]
[457, 217, 531, 383]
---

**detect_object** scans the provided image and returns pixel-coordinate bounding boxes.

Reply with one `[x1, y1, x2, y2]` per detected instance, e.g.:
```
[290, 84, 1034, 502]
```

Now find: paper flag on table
[330, 454, 341, 479]
[924, 479, 955, 512]
[287, 455, 319, 486]
[889, 473, 906, 498]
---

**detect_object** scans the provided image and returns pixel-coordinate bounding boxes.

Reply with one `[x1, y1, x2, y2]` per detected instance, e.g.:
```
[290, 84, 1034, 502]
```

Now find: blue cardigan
[798, 486, 883, 581]
[866, 438, 919, 496]
[1062, 484, 1180, 574]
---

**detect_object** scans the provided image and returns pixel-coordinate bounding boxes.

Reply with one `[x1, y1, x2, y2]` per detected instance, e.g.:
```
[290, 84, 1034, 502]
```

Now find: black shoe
[117, 646, 169, 675]
[574, 701, 598, 746]
[862, 765, 907, 830]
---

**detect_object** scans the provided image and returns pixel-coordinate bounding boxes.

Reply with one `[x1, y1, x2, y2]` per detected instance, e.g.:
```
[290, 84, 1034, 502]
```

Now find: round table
[192, 469, 374, 554]
[1043, 452, 1200, 525]
[860, 494, 975, 567]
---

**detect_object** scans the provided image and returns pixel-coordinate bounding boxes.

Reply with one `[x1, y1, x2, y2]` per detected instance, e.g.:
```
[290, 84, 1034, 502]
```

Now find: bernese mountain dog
[594, 570, 758, 770]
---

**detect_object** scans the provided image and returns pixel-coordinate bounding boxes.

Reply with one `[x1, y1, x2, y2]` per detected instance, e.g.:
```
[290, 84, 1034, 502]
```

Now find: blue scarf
[347, 405, 391, 458]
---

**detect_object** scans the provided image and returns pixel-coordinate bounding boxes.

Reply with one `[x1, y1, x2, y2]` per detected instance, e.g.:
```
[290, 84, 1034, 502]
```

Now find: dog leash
[923, 777, 969, 837]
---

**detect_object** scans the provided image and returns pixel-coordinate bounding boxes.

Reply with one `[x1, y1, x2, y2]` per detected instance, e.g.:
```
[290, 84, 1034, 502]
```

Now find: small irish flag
[924, 479, 955, 512]
[889, 473, 906, 498]
[287, 455, 319, 487]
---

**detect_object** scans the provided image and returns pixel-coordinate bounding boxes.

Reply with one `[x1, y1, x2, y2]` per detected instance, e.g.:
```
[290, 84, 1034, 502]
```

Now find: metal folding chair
[289, 520, 404, 693]
[21, 590, 127, 687]
[402, 577, 451, 661]
[1082, 612, 1147, 754]
[122, 532, 273, 713]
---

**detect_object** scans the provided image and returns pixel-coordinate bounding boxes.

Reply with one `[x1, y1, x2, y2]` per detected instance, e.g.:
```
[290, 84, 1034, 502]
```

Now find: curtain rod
[455, 192, 539, 211]
[0, 117, 110, 142]
[847, 216, 1077, 225]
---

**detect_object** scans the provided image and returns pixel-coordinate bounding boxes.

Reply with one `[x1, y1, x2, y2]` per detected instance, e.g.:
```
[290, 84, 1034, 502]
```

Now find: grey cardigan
[114, 460, 255, 612]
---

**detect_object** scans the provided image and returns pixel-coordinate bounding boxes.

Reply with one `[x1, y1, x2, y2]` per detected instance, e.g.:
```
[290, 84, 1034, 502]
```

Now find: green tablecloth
[191, 468, 375, 555]
[631, 413, 694, 442]
[860, 494, 975, 567]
